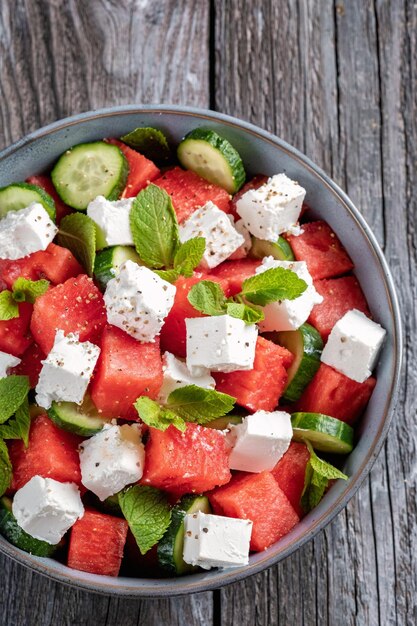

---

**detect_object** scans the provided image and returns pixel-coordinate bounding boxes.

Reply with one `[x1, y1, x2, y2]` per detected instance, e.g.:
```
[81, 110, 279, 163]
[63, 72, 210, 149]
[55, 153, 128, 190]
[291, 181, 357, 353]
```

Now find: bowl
[0, 105, 402, 597]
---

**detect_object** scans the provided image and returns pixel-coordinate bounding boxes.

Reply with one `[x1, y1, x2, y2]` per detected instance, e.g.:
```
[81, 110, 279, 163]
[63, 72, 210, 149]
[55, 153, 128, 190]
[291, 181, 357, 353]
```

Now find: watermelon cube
[26, 174, 73, 224]
[286, 220, 353, 280]
[271, 441, 310, 517]
[107, 139, 160, 197]
[30, 274, 107, 355]
[209, 258, 261, 296]
[229, 174, 268, 219]
[154, 167, 231, 223]
[9, 414, 82, 491]
[142, 423, 231, 496]
[209, 471, 299, 552]
[295, 363, 376, 424]
[0, 302, 33, 357]
[11, 342, 45, 388]
[68, 509, 128, 577]
[90, 325, 163, 420]
[308, 276, 371, 340]
[214, 337, 294, 412]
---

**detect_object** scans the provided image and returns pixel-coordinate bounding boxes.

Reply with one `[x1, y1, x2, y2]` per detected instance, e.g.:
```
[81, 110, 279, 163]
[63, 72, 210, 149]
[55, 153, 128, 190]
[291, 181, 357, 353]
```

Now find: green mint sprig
[135, 385, 236, 432]
[241, 267, 307, 305]
[301, 441, 348, 512]
[0, 439, 12, 498]
[58, 212, 96, 276]
[0, 396, 30, 447]
[120, 127, 171, 164]
[118, 485, 171, 554]
[0, 278, 50, 321]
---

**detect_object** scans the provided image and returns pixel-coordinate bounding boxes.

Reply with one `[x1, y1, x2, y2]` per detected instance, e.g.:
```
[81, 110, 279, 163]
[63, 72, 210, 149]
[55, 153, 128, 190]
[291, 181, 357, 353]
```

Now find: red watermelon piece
[9, 414, 82, 491]
[11, 342, 45, 388]
[68, 509, 128, 577]
[142, 423, 231, 496]
[308, 276, 370, 340]
[271, 442, 310, 517]
[0, 302, 33, 357]
[229, 174, 268, 219]
[209, 471, 299, 552]
[30, 274, 107, 355]
[26, 174, 73, 224]
[286, 220, 353, 280]
[209, 258, 261, 296]
[107, 139, 160, 197]
[154, 167, 231, 223]
[90, 325, 163, 420]
[295, 363, 376, 424]
[214, 337, 294, 412]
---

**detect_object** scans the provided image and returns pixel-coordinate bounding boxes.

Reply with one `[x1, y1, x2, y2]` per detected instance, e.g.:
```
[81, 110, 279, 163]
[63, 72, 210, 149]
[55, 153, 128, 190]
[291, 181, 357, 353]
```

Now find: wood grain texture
[0, 0, 416, 624]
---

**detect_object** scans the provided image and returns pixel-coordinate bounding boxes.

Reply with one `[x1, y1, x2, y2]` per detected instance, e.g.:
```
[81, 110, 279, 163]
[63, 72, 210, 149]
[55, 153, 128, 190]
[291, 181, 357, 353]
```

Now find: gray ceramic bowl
[0, 106, 402, 597]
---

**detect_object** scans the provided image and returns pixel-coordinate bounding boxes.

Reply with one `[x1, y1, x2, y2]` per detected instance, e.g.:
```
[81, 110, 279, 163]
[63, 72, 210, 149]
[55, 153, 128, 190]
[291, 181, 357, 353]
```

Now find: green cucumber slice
[51, 142, 128, 210]
[0, 497, 60, 556]
[291, 412, 354, 454]
[94, 245, 143, 289]
[274, 324, 323, 403]
[250, 236, 294, 261]
[47, 395, 111, 436]
[157, 494, 211, 575]
[0, 182, 56, 221]
[205, 415, 243, 430]
[121, 127, 171, 163]
[177, 128, 246, 194]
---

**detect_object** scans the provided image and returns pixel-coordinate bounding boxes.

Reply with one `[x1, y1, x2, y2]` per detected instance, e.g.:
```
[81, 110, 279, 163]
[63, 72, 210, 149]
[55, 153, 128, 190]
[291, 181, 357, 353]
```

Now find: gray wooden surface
[0, 1, 415, 624]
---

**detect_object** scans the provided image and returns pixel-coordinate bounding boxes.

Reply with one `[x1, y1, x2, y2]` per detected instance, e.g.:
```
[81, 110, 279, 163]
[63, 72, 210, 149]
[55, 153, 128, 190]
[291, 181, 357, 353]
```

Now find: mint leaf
[242, 267, 307, 306]
[58, 213, 96, 276]
[12, 278, 49, 303]
[187, 280, 227, 316]
[0, 375, 30, 424]
[301, 442, 348, 513]
[118, 485, 171, 554]
[121, 127, 171, 163]
[167, 385, 236, 423]
[309, 448, 348, 481]
[0, 439, 12, 497]
[153, 269, 180, 284]
[134, 396, 186, 432]
[174, 237, 205, 277]
[0, 290, 19, 321]
[226, 301, 264, 324]
[130, 185, 179, 269]
[0, 396, 30, 446]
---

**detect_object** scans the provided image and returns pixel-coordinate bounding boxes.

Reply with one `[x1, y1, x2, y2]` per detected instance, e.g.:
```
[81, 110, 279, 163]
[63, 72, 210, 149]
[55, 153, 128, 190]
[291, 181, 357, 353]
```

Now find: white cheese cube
[12, 476, 84, 545]
[0, 351, 21, 379]
[179, 201, 245, 269]
[255, 257, 323, 331]
[104, 260, 176, 342]
[86, 195, 134, 247]
[227, 410, 292, 472]
[229, 218, 252, 260]
[236, 173, 305, 242]
[183, 511, 252, 569]
[186, 315, 258, 376]
[35, 330, 100, 409]
[79, 424, 145, 501]
[321, 309, 386, 383]
[158, 352, 215, 403]
[0, 203, 58, 260]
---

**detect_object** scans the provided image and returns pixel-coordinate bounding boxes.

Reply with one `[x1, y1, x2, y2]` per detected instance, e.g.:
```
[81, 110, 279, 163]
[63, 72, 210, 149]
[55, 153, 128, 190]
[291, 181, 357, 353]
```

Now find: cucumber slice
[291, 412, 354, 454]
[0, 182, 56, 221]
[94, 245, 143, 289]
[274, 324, 323, 403]
[177, 128, 246, 194]
[250, 236, 294, 261]
[205, 415, 243, 430]
[0, 497, 60, 556]
[47, 395, 111, 437]
[51, 142, 128, 210]
[157, 494, 211, 575]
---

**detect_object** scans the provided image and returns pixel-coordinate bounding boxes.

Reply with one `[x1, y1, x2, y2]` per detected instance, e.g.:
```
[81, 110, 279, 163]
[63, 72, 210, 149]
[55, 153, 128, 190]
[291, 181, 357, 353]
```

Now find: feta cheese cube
[229, 218, 252, 260]
[255, 257, 323, 331]
[179, 201, 245, 269]
[186, 315, 258, 376]
[12, 476, 84, 545]
[321, 309, 386, 383]
[35, 330, 100, 409]
[86, 195, 134, 247]
[79, 424, 145, 501]
[183, 511, 252, 569]
[236, 173, 305, 242]
[158, 352, 215, 403]
[0, 351, 21, 379]
[104, 260, 176, 342]
[0, 203, 58, 260]
[227, 410, 292, 472]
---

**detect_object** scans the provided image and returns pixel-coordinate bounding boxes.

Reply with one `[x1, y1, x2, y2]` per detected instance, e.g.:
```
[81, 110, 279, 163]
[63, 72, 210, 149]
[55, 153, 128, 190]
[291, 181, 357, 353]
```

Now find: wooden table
[0, 1, 415, 624]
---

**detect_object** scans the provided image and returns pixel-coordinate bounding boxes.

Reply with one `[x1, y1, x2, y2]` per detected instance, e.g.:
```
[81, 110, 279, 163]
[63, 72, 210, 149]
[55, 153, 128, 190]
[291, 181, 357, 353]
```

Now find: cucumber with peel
[0, 497, 60, 556]
[94, 245, 143, 289]
[0, 182, 56, 221]
[291, 412, 354, 454]
[47, 395, 111, 437]
[250, 236, 294, 261]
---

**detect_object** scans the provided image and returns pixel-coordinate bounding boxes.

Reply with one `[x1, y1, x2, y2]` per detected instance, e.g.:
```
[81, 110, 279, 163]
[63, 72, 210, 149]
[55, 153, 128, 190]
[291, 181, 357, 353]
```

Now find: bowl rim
[0, 104, 403, 597]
